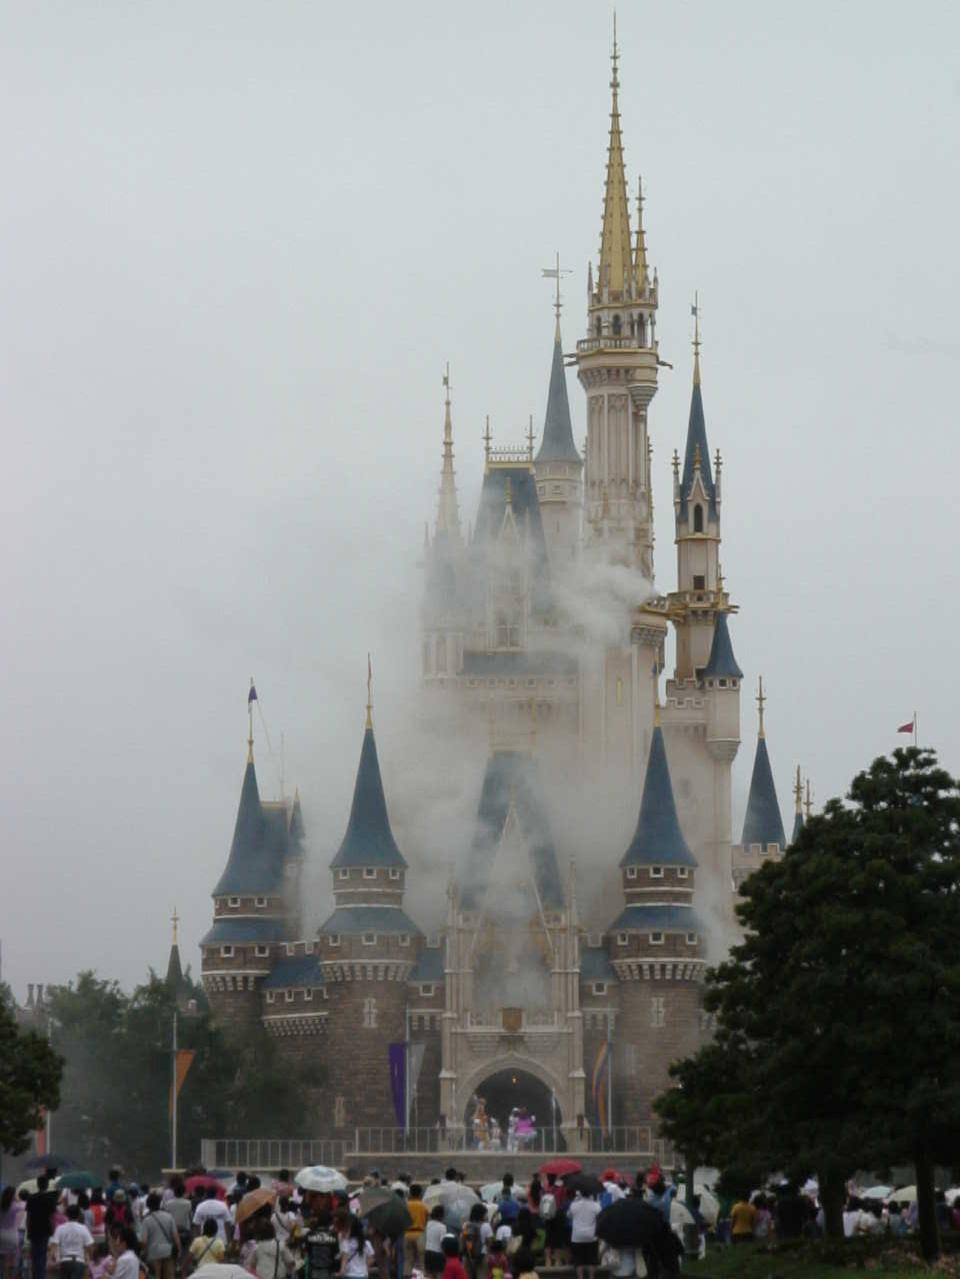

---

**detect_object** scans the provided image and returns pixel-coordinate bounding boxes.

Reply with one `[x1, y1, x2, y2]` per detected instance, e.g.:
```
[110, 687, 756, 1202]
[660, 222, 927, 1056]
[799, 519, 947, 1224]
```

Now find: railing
[200, 1138, 347, 1171]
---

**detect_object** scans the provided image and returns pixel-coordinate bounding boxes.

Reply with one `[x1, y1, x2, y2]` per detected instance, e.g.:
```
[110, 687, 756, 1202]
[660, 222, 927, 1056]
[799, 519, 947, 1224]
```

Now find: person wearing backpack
[539, 1179, 561, 1268]
[460, 1205, 489, 1279]
[140, 1194, 180, 1279]
[188, 1221, 224, 1273]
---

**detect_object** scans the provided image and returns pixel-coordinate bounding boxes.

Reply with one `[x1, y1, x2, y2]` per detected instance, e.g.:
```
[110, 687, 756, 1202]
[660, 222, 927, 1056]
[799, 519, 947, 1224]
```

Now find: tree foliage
[654, 748, 960, 1260]
[0, 999, 63, 1154]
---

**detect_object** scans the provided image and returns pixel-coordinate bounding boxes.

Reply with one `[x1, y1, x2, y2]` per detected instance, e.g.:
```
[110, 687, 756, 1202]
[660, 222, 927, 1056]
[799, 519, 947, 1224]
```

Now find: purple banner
[388, 1042, 406, 1127]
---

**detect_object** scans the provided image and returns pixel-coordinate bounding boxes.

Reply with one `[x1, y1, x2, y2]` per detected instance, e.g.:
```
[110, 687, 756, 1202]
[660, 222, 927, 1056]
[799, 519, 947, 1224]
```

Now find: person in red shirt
[441, 1234, 467, 1279]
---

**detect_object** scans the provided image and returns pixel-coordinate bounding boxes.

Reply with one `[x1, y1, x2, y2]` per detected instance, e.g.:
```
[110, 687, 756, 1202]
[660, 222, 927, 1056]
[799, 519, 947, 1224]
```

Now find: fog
[2, 0, 958, 998]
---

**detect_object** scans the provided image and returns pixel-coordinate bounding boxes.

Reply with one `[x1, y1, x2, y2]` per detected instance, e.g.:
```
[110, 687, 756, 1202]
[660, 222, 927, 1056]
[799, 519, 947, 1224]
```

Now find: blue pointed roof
[702, 612, 743, 680]
[213, 757, 285, 897]
[330, 725, 406, 869]
[459, 750, 563, 910]
[621, 726, 697, 867]
[741, 736, 786, 848]
[536, 329, 580, 463]
[679, 372, 717, 521]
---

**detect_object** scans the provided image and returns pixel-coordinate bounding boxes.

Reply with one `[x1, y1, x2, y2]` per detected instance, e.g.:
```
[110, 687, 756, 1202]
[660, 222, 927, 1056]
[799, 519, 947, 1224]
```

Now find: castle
[199, 30, 803, 1150]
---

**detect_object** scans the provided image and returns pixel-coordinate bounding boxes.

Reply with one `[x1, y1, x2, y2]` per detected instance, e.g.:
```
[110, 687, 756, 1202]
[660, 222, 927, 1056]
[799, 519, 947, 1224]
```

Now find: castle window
[538, 485, 545, 496]
[719, 678, 727, 688]
[612, 314, 622, 336]
[592, 982, 608, 996]
[419, 983, 435, 997]
[399, 934, 411, 946]
[552, 484, 562, 495]
[305, 941, 314, 953]
[363, 868, 377, 880]
[693, 575, 705, 591]
[304, 988, 313, 1001]
[617, 932, 628, 947]
[334, 1095, 346, 1126]
[266, 991, 275, 1004]
[625, 866, 637, 880]
[255, 945, 269, 957]
[693, 504, 704, 533]
[362, 933, 377, 946]
[363, 997, 378, 1028]
[338, 869, 350, 880]
[687, 932, 698, 945]
[650, 996, 666, 1028]
[228, 896, 240, 908]
[328, 934, 340, 947]
[650, 932, 665, 945]
[677, 867, 689, 879]
[220, 945, 234, 958]
[650, 866, 664, 879]
[255, 896, 267, 908]
[389, 868, 401, 881]
[285, 990, 295, 1003]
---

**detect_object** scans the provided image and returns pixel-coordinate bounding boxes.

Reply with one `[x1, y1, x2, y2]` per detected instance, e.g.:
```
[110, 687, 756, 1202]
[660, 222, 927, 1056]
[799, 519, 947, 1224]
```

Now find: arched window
[612, 314, 622, 336]
[595, 317, 602, 337]
[637, 315, 646, 345]
[693, 504, 704, 533]
[363, 998, 378, 1028]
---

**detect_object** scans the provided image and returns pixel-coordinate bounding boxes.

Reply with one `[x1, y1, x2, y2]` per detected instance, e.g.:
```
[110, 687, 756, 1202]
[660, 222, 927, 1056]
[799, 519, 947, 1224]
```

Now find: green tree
[0, 999, 63, 1154]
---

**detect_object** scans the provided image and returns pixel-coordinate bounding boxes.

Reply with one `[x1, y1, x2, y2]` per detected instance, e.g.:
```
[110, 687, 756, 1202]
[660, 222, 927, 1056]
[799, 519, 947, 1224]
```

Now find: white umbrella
[670, 1199, 694, 1228]
[945, 1188, 960, 1206]
[861, 1186, 893, 1201]
[295, 1166, 348, 1193]
[423, 1182, 480, 1228]
[891, 1186, 916, 1204]
[693, 1188, 719, 1226]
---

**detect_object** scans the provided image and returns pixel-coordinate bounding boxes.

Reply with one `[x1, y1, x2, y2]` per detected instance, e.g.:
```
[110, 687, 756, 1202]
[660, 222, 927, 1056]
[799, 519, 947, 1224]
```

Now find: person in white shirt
[50, 1206, 94, 1279]
[194, 1191, 232, 1244]
[110, 1227, 142, 1279]
[568, 1192, 601, 1279]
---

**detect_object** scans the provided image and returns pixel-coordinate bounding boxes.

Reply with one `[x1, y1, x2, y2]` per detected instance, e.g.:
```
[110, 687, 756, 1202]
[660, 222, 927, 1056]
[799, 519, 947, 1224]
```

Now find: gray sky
[2, 0, 958, 998]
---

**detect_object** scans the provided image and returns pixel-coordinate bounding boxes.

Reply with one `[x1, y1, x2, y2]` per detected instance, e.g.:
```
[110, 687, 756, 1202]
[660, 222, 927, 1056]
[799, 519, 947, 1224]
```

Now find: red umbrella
[601, 1169, 634, 1186]
[539, 1158, 582, 1177]
[185, 1175, 226, 1199]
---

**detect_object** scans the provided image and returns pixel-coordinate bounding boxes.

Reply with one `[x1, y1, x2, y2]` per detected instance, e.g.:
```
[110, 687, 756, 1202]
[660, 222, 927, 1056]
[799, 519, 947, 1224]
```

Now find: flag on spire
[897, 717, 914, 734]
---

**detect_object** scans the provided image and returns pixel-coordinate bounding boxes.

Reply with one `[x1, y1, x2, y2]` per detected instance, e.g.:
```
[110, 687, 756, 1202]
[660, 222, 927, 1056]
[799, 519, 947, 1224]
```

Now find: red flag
[897, 718, 914, 734]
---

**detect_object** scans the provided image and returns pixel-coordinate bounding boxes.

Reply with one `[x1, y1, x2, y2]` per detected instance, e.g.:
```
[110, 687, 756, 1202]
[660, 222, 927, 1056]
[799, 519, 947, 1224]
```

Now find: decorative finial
[483, 414, 492, 463]
[542, 251, 571, 338]
[247, 678, 257, 762]
[653, 668, 662, 727]
[527, 414, 535, 461]
[691, 292, 702, 386]
[171, 907, 179, 947]
[365, 653, 373, 730]
[804, 778, 813, 821]
[672, 448, 680, 478]
[794, 765, 803, 816]
[717, 564, 726, 600]
[611, 10, 619, 95]
[442, 361, 451, 407]
[756, 675, 766, 739]
[714, 448, 722, 476]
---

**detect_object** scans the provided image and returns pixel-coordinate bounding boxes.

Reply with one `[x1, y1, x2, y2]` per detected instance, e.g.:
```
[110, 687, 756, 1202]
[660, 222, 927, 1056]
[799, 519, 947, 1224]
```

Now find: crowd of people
[0, 1165, 686, 1279]
[724, 1181, 960, 1244]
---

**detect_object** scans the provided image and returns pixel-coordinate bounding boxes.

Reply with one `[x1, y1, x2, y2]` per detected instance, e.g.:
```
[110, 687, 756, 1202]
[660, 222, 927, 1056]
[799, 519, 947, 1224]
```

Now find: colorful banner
[591, 1041, 610, 1132]
[388, 1043, 406, 1127]
[169, 1049, 196, 1118]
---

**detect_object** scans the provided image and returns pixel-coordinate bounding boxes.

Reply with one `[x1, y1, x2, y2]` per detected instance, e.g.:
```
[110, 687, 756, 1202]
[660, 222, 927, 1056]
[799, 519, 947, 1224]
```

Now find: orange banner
[169, 1049, 195, 1117]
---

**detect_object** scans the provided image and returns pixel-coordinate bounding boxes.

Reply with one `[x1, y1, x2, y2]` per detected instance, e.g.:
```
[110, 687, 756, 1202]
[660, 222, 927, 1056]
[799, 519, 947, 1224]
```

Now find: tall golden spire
[436, 364, 462, 541]
[692, 291, 702, 386]
[634, 175, 648, 287]
[598, 12, 634, 299]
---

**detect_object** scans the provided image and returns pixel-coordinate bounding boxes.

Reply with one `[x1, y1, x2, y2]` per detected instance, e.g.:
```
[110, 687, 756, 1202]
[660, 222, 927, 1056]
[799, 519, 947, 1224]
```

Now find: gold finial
[804, 778, 813, 821]
[598, 9, 633, 300]
[794, 765, 803, 816]
[692, 292, 702, 386]
[756, 675, 766, 739]
[527, 414, 535, 461]
[672, 448, 680, 478]
[365, 653, 373, 729]
[171, 907, 179, 947]
[611, 9, 619, 94]
[542, 251, 570, 338]
[247, 677, 256, 762]
[635, 175, 648, 285]
[483, 415, 492, 463]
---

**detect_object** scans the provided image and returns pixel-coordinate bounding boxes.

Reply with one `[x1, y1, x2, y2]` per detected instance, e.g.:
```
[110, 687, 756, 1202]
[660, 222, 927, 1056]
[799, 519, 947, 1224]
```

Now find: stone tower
[317, 694, 422, 1133]
[607, 711, 705, 1122]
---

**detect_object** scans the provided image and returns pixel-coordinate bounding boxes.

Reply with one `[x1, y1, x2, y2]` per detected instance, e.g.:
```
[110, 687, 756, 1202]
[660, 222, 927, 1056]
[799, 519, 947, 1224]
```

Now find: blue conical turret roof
[213, 755, 284, 896]
[741, 737, 786, 847]
[702, 613, 743, 680]
[621, 726, 697, 867]
[535, 328, 580, 463]
[331, 725, 406, 869]
[679, 372, 717, 521]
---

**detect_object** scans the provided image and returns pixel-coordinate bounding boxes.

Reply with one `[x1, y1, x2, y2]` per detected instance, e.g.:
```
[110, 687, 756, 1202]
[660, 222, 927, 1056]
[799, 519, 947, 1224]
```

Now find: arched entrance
[466, 1068, 566, 1150]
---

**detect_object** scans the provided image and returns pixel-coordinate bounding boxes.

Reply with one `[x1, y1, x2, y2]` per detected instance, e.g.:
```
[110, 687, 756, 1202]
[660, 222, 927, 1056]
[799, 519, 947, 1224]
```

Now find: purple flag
[388, 1043, 406, 1127]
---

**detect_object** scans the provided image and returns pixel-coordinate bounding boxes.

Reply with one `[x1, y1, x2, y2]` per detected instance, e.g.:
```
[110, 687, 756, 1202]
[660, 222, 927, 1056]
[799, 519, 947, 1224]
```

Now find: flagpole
[914, 711, 918, 749]
[171, 1007, 178, 1171]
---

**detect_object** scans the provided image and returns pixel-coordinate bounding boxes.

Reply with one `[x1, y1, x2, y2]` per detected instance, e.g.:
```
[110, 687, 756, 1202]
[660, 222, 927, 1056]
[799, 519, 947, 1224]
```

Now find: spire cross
[794, 765, 803, 815]
[247, 677, 255, 761]
[365, 653, 373, 729]
[541, 251, 572, 333]
[171, 907, 179, 947]
[756, 675, 766, 738]
[804, 778, 813, 820]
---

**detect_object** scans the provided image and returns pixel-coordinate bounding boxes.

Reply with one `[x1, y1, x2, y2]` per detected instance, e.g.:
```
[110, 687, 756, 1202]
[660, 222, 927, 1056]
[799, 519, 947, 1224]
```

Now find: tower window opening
[612, 314, 622, 336]
[362, 867, 377, 880]
[686, 932, 698, 945]
[399, 934, 411, 946]
[595, 316, 602, 337]
[677, 867, 689, 880]
[650, 931, 665, 945]
[362, 933, 377, 946]
[228, 896, 241, 908]
[593, 982, 608, 996]
[617, 932, 629, 946]
[255, 945, 269, 957]
[220, 945, 234, 958]
[650, 866, 664, 879]
[363, 997, 378, 1028]
[626, 866, 637, 880]
[328, 934, 340, 947]
[338, 869, 350, 880]
[389, 868, 401, 881]
[637, 315, 647, 345]
[255, 896, 267, 908]
[285, 989, 294, 1003]
[693, 504, 704, 533]
[650, 996, 666, 1028]
[693, 574, 705, 591]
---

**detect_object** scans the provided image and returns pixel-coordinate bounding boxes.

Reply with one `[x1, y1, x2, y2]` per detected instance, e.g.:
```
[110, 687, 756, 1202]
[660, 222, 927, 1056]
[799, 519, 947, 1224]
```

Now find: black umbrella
[357, 1189, 412, 1237]
[567, 1174, 604, 1198]
[24, 1154, 76, 1173]
[596, 1198, 665, 1247]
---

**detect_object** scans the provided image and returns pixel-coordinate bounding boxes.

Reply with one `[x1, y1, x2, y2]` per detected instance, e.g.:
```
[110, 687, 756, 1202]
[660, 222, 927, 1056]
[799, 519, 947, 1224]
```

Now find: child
[486, 1239, 511, 1279]
[423, 1207, 446, 1279]
[440, 1236, 466, 1279]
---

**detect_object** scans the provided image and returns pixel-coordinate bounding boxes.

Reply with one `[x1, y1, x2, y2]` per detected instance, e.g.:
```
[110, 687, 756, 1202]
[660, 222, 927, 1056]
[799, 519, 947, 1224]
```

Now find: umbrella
[945, 1189, 960, 1206]
[18, 1179, 58, 1196]
[670, 1200, 694, 1229]
[567, 1174, 603, 1198]
[597, 1198, 668, 1247]
[236, 1188, 276, 1226]
[891, 1186, 916, 1204]
[185, 1175, 226, 1199]
[24, 1154, 75, 1173]
[693, 1188, 718, 1227]
[481, 1183, 516, 1203]
[861, 1186, 893, 1201]
[357, 1189, 412, 1237]
[295, 1166, 348, 1194]
[207, 1169, 234, 1181]
[539, 1158, 581, 1177]
[57, 1172, 98, 1191]
[422, 1183, 479, 1229]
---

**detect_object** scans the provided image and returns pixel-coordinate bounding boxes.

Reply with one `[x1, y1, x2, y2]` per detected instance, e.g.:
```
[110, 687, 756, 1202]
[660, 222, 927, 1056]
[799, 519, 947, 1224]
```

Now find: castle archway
[462, 1059, 566, 1150]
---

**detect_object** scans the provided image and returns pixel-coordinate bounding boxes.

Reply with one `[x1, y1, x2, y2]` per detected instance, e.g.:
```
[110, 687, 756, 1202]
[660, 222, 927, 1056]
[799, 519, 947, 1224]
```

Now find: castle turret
[317, 675, 421, 1132]
[607, 708, 705, 1125]
[732, 678, 786, 894]
[534, 276, 582, 569]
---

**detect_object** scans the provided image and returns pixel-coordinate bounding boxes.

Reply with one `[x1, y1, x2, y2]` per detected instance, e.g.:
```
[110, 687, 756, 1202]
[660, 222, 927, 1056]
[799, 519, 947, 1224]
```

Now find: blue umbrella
[24, 1154, 76, 1173]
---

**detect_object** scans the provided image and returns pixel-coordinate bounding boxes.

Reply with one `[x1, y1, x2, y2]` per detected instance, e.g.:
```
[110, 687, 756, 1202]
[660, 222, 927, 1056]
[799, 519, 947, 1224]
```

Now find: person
[729, 1194, 756, 1243]
[439, 1235, 466, 1279]
[461, 1205, 489, 1279]
[886, 1201, 906, 1237]
[567, 1191, 599, 1279]
[303, 1208, 338, 1279]
[842, 1196, 862, 1239]
[109, 1227, 142, 1279]
[643, 1178, 674, 1225]
[106, 1192, 134, 1236]
[193, 1190, 230, 1245]
[511, 1247, 537, 1279]
[27, 1175, 60, 1279]
[752, 1194, 772, 1241]
[935, 1191, 952, 1235]
[140, 1193, 180, 1279]
[404, 1186, 428, 1276]
[105, 1174, 124, 1204]
[486, 1238, 511, 1279]
[773, 1184, 809, 1240]
[190, 1221, 225, 1270]
[335, 1213, 372, 1279]
[250, 1220, 295, 1279]
[424, 1206, 446, 1279]
[539, 1177, 562, 1268]
[0, 1186, 19, 1279]
[86, 1191, 107, 1249]
[164, 1183, 193, 1258]
[50, 1203, 95, 1279]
